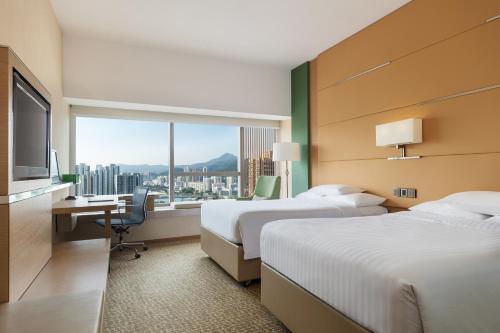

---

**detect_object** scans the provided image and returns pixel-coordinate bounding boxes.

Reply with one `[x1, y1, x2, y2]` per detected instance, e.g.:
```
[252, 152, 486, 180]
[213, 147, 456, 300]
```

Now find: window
[74, 117, 170, 206]
[73, 115, 278, 210]
[173, 123, 240, 201]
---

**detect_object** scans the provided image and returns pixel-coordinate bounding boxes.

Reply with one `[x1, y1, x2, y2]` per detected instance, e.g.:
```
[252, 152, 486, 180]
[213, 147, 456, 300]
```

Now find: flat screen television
[12, 69, 51, 181]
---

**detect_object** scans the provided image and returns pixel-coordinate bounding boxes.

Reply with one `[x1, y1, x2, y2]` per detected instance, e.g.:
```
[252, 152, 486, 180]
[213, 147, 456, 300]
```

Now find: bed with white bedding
[201, 198, 387, 260]
[261, 210, 500, 333]
[200, 184, 388, 282]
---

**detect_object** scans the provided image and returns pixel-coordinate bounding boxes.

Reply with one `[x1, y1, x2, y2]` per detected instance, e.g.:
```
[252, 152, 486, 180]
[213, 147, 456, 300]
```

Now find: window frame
[70, 115, 243, 205]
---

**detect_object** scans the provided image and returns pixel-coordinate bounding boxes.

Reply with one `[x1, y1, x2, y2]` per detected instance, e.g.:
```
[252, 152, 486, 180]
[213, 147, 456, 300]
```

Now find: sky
[75, 117, 239, 168]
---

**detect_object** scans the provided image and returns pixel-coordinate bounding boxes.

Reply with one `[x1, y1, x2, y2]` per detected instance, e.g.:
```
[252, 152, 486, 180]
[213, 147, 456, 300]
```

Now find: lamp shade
[376, 118, 422, 147]
[272, 142, 301, 161]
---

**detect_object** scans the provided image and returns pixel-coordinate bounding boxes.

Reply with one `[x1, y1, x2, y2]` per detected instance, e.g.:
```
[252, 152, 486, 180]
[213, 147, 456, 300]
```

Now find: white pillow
[485, 216, 500, 223]
[326, 193, 386, 207]
[308, 184, 365, 196]
[441, 191, 500, 216]
[295, 191, 323, 200]
[410, 201, 489, 221]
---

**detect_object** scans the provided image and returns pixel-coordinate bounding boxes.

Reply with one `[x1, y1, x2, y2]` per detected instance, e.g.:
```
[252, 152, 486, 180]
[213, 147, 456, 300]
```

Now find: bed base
[261, 263, 371, 333]
[200, 227, 261, 282]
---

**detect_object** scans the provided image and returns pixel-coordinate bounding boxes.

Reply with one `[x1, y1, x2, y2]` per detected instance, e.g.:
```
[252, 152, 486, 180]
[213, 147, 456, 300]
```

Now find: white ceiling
[50, 0, 410, 68]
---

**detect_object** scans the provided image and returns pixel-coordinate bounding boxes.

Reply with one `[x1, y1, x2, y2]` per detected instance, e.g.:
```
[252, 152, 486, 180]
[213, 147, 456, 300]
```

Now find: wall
[64, 35, 291, 120]
[71, 105, 280, 128]
[0, 0, 69, 172]
[291, 63, 310, 196]
[57, 210, 200, 243]
[310, 0, 500, 208]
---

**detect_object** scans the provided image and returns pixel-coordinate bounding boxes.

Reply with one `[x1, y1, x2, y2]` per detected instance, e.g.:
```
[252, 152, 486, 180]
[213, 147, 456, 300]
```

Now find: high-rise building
[107, 164, 120, 194]
[247, 151, 275, 194]
[203, 177, 213, 192]
[75, 163, 121, 195]
[241, 127, 278, 196]
[117, 173, 144, 194]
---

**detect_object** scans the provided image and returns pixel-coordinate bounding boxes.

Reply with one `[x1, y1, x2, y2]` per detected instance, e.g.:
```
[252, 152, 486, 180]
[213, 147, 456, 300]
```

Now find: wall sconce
[376, 118, 422, 160]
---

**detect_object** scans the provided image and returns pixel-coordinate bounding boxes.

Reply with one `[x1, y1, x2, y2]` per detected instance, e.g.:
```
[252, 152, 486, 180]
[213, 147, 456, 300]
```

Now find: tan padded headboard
[310, 0, 500, 208]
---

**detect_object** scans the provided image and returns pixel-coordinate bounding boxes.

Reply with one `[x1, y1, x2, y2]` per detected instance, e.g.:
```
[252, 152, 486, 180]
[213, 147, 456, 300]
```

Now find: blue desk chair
[96, 186, 149, 259]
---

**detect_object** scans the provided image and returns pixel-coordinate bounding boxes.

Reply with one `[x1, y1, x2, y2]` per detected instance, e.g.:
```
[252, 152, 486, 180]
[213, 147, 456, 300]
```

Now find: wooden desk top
[52, 196, 118, 214]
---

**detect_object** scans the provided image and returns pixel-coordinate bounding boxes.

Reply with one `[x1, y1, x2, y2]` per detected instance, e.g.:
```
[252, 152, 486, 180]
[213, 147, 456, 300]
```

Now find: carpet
[104, 238, 288, 332]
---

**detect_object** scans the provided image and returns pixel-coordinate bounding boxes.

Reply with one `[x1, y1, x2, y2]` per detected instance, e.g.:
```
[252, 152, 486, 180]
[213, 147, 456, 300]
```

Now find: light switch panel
[394, 187, 417, 198]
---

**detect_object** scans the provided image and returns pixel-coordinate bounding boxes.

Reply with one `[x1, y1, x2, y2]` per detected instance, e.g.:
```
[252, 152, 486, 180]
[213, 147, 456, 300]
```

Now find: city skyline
[74, 161, 238, 201]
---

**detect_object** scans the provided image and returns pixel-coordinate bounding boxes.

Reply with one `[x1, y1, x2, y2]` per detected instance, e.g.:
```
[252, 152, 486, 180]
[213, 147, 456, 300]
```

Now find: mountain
[189, 153, 237, 172]
[118, 153, 237, 174]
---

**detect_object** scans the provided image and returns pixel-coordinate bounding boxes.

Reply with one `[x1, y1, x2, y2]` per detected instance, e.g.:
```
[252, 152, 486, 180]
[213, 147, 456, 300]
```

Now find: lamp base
[389, 144, 421, 160]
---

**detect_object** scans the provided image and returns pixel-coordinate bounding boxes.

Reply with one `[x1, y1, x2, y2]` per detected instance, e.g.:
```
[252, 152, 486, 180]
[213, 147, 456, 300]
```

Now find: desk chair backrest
[129, 186, 149, 224]
[253, 176, 281, 200]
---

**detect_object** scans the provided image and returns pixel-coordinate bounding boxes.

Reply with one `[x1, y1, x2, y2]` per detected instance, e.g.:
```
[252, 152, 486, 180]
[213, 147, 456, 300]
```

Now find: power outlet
[394, 187, 417, 198]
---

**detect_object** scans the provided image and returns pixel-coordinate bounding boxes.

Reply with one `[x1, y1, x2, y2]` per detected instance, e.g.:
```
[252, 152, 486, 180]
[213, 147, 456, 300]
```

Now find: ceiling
[50, 0, 410, 68]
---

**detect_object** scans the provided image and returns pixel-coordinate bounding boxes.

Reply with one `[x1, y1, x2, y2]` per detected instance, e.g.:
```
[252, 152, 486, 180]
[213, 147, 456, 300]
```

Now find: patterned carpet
[104, 238, 288, 332]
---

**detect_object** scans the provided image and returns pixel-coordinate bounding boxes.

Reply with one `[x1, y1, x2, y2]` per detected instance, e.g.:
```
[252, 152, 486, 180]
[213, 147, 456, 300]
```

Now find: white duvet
[201, 198, 387, 260]
[260, 211, 500, 333]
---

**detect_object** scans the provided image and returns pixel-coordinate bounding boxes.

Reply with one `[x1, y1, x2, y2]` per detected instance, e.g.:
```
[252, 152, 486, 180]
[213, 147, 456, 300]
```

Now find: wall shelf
[0, 182, 72, 205]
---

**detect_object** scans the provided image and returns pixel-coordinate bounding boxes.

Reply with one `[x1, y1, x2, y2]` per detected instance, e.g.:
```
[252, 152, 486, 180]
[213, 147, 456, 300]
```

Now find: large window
[74, 117, 170, 205]
[173, 123, 239, 201]
[73, 115, 278, 209]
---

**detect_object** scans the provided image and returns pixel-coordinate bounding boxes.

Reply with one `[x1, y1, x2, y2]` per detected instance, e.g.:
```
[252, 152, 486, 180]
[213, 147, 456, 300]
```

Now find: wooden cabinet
[0, 47, 53, 302]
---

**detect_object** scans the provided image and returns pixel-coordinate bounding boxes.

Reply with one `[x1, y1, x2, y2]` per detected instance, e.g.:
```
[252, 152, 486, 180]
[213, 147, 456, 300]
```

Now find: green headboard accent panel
[291, 62, 310, 197]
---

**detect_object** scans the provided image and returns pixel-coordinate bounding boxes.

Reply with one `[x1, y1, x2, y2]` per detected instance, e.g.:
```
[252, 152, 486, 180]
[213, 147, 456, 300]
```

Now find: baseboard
[143, 235, 201, 244]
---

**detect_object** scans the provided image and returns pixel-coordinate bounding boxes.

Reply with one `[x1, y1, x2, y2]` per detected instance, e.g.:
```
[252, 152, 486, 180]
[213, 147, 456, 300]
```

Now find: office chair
[96, 186, 149, 259]
[237, 175, 281, 200]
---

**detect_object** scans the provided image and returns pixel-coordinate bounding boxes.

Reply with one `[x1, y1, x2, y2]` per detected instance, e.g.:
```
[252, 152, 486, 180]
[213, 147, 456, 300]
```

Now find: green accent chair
[238, 176, 281, 200]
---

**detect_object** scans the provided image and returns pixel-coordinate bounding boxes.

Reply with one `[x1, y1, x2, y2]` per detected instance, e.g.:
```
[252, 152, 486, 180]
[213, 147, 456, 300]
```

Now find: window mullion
[169, 122, 175, 203]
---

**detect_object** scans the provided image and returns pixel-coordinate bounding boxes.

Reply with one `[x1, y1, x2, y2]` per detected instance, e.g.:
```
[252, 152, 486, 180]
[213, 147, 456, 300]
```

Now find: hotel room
[0, 0, 499, 332]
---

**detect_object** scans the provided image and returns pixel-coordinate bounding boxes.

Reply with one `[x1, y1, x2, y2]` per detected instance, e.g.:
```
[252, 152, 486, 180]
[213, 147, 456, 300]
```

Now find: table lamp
[273, 142, 301, 198]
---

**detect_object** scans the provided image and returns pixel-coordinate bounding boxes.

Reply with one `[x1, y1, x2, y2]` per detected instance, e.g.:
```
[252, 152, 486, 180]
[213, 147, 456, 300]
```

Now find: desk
[52, 196, 118, 238]
[118, 191, 161, 211]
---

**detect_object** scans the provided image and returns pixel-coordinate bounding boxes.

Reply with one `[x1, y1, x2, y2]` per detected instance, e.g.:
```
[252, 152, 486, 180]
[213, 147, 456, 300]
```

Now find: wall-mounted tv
[12, 69, 51, 181]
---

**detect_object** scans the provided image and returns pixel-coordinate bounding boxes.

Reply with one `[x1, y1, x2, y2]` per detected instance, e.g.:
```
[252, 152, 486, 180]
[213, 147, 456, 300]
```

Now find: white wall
[57, 210, 201, 243]
[64, 35, 291, 119]
[0, 0, 69, 172]
[71, 105, 280, 128]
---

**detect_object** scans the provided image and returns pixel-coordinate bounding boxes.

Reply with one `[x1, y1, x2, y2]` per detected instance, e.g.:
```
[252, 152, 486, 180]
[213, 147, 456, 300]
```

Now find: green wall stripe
[291, 62, 310, 197]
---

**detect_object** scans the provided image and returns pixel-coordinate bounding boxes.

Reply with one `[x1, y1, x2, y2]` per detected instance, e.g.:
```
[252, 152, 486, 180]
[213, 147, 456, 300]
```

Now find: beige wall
[310, 0, 500, 208]
[0, 0, 69, 172]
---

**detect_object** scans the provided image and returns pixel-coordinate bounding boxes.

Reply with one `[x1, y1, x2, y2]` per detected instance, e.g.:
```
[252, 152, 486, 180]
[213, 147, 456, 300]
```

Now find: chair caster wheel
[135, 253, 141, 259]
[143, 246, 148, 251]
